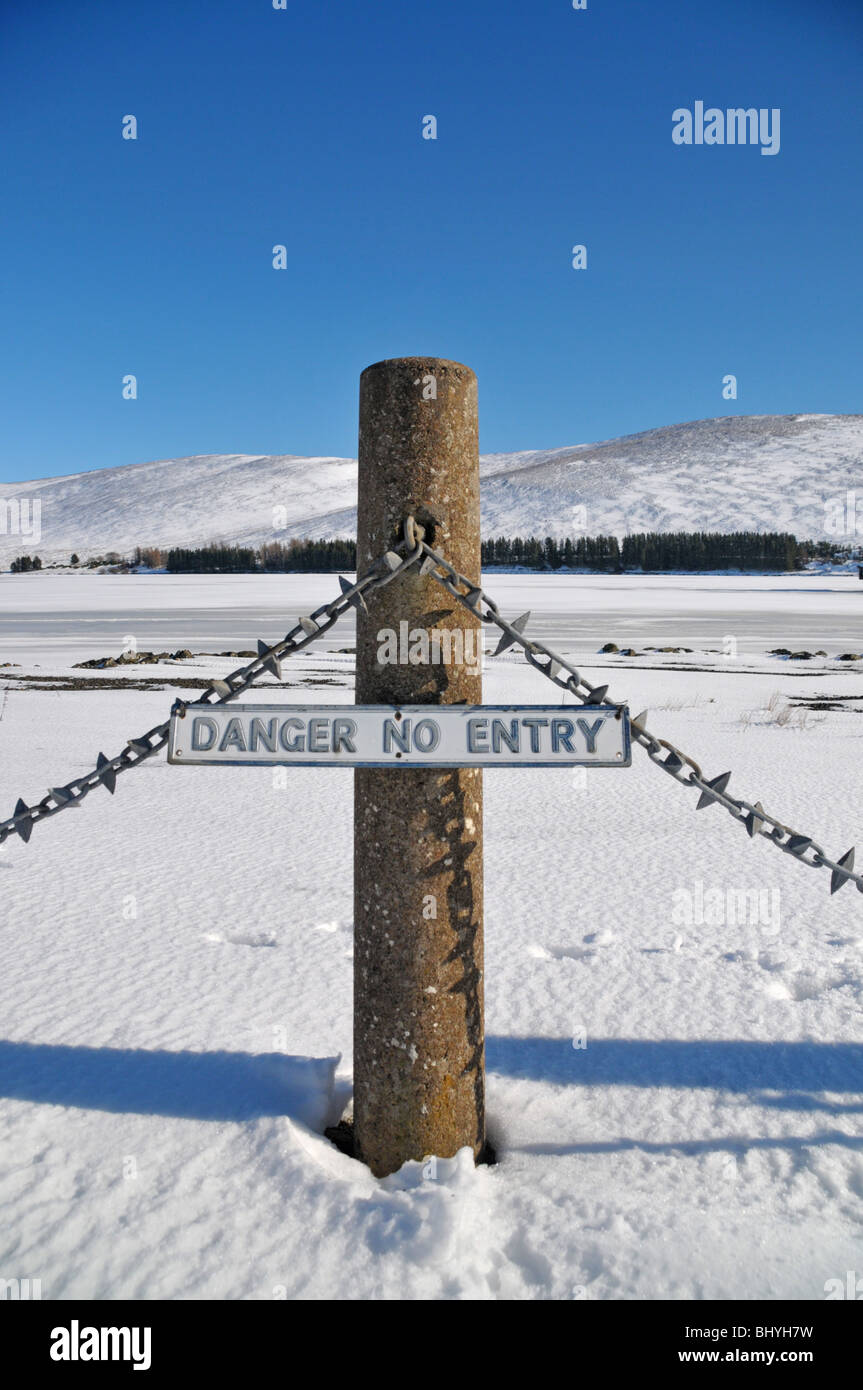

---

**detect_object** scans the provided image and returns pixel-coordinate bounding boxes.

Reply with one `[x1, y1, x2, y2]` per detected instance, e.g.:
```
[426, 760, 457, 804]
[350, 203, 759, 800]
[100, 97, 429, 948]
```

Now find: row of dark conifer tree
[481, 530, 804, 572]
[132, 532, 850, 574]
[160, 539, 358, 573]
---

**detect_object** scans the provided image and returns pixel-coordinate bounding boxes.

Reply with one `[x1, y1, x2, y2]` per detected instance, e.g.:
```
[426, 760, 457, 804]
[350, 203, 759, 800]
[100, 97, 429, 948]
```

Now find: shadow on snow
[1, 1037, 862, 1151]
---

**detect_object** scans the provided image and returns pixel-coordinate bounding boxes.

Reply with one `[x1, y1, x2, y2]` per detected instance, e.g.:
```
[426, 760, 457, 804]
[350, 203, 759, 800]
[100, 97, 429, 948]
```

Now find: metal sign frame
[168, 703, 632, 769]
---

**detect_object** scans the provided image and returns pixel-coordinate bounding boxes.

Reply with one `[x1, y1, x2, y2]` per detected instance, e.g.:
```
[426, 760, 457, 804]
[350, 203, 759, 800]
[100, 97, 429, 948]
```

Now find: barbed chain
[412, 525, 863, 900]
[3, 514, 860, 899]
[0, 537, 421, 847]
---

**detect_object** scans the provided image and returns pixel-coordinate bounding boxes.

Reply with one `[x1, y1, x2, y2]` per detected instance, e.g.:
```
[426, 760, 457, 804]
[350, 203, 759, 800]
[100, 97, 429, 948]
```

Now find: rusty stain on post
[353, 357, 485, 1178]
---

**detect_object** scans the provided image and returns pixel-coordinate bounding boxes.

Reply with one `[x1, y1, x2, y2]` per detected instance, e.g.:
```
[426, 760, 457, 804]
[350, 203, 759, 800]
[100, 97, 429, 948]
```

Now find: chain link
[0, 537, 421, 846]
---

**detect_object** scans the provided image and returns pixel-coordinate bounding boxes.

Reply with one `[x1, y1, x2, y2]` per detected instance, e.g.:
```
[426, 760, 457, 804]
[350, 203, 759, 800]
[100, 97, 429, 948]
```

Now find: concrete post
[353, 357, 485, 1178]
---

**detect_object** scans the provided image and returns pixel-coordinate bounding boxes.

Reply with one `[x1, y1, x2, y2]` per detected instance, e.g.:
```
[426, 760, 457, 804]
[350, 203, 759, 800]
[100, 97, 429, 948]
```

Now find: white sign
[168, 704, 631, 768]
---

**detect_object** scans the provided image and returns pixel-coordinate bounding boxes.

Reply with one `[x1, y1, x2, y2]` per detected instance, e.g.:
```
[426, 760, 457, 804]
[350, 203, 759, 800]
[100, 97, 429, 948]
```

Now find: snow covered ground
[1, 573, 862, 1300]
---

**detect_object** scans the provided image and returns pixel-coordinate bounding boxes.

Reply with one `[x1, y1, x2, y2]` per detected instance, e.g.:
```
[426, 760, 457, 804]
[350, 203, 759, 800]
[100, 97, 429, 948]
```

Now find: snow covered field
[1, 573, 862, 1300]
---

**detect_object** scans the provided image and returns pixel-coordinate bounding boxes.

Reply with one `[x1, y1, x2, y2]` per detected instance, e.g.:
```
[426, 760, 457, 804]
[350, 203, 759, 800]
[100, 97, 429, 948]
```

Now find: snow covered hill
[2, 413, 861, 567]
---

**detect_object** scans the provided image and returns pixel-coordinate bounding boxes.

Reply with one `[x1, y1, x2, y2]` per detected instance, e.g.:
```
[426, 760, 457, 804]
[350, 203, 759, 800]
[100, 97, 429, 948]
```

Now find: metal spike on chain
[784, 834, 813, 857]
[831, 849, 856, 895]
[338, 574, 368, 615]
[256, 639, 282, 681]
[96, 753, 117, 794]
[50, 786, 79, 807]
[589, 684, 610, 704]
[695, 771, 732, 810]
[297, 617, 319, 636]
[493, 612, 531, 656]
[744, 801, 765, 838]
[13, 798, 33, 842]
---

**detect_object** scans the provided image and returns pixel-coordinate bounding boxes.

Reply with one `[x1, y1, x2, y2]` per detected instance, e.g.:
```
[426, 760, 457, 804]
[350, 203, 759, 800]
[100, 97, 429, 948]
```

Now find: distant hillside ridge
[2, 414, 861, 566]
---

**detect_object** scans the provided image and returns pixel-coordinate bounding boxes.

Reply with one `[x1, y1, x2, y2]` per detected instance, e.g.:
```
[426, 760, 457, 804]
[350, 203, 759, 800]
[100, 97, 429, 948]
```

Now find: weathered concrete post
[353, 357, 485, 1178]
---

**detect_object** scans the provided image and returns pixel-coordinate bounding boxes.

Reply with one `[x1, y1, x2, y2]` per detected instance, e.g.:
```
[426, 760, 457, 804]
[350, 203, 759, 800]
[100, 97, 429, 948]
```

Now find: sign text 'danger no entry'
[168, 704, 632, 768]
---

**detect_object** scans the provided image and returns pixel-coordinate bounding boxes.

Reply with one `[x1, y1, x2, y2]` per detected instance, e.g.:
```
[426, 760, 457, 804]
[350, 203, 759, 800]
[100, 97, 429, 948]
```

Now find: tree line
[483, 530, 805, 572]
[619, 530, 802, 572]
[8, 531, 853, 576]
[157, 538, 359, 573]
[151, 531, 819, 574]
[482, 536, 622, 569]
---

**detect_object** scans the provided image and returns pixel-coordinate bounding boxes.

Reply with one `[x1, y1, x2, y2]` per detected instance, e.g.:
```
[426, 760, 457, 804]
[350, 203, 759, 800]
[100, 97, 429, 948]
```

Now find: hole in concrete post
[393, 509, 438, 550]
[415, 510, 438, 546]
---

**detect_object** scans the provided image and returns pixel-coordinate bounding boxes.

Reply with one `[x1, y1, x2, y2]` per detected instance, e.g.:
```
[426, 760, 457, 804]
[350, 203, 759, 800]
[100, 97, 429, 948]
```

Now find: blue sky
[2, 0, 862, 483]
